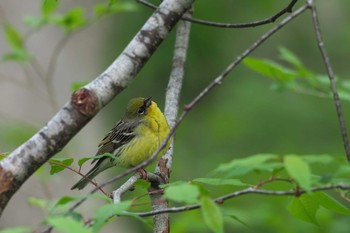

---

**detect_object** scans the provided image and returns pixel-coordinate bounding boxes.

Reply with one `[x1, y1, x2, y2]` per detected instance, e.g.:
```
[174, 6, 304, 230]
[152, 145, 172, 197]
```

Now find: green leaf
[212, 153, 280, 177]
[49, 158, 74, 175]
[278, 47, 303, 69]
[193, 178, 247, 187]
[200, 196, 224, 233]
[164, 182, 200, 204]
[28, 197, 48, 209]
[312, 191, 350, 215]
[53, 194, 111, 209]
[42, 0, 59, 16]
[46, 216, 91, 233]
[4, 24, 24, 51]
[288, 194, 319, 225]
[93, 201, 132, 232]
[50, 7, 86, 32]
[94, 1, 138, 18]
[243, 57, 295, 82]
[284, 155, 311, 191]
[300, 154, 334, 165]
[0, 227, 32, 233]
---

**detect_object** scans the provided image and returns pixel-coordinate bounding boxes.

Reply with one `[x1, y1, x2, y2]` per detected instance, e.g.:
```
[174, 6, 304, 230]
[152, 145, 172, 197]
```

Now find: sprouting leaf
[50, 7, 86, 32]
[312, 191, 350, 215]
[288, 194, 319, 225]
[193, 178, 247, 187]
[94, 1, 138, 18]
[200, 196, 224, 233]
[28, 197, 48, 209]
[284, 155, 311, 191]
[42, 0, 59, 16]
[93, 201, 132, 232]
[164, 182, 200, 204]
[46, 216, 91, 233]
[4, 24, 24, 51]
[49, 158, 74, 175]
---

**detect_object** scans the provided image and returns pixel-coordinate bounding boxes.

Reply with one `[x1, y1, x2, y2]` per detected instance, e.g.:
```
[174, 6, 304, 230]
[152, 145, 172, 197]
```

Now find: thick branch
[0, 0, 194, 217]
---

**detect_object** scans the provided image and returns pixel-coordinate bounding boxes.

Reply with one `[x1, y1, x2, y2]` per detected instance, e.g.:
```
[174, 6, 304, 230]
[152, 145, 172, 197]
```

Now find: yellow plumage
[71, 97, 170, 190]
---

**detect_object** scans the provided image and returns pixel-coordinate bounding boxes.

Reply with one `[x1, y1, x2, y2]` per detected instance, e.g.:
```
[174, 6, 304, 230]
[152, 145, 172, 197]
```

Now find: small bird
[71, 97, 171, 190]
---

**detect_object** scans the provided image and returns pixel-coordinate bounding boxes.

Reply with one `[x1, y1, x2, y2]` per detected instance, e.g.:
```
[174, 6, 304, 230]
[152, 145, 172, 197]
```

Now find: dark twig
[307, 0, 350, 161]
[137, 0, 298, 28]
[136, 183, 350, 217]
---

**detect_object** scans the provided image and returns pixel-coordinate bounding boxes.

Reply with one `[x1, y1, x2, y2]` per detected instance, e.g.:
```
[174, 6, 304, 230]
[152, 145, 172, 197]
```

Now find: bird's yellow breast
[117, 102, 170, 167]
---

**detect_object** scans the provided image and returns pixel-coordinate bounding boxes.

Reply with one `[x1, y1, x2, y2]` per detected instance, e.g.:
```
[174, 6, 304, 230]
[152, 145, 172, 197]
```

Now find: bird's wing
[91, 119, 141, 165]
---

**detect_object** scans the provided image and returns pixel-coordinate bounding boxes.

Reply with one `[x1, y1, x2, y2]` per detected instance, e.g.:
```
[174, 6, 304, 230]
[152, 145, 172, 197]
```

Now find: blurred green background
[1, 0, 350, 232]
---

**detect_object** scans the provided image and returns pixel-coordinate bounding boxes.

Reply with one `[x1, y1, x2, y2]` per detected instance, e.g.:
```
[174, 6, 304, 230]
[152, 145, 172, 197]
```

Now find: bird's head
[124, 97, 154, 119]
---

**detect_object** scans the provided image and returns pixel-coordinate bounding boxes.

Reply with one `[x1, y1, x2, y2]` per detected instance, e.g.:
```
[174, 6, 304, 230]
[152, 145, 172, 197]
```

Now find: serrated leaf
[42, 0, 59, 16]
[193, 178, 247, 186]
[200, 196, 224, 233]
[284, 155, 311, 191]
[49, 158, 74, 175]
[0, 227, 32, 233]
[164, 182, 200, 204]
[312, 191, 350, 215]
[288, 194, 319, 225]
[46, 216, 91, 233]
[212, 153, 279, 177]
[93, 201, 132, 232]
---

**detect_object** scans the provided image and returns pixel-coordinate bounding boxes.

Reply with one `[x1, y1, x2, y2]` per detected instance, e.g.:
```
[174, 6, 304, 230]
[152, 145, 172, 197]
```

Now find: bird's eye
[138, 107, 145, 115]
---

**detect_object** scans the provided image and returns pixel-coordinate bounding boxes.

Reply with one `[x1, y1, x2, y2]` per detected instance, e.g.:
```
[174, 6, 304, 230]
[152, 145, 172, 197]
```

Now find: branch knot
[71, 88, 99, 117]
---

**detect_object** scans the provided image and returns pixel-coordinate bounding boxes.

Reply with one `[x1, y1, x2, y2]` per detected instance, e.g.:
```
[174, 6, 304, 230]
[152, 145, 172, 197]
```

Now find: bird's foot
[137, 168, 148, 180]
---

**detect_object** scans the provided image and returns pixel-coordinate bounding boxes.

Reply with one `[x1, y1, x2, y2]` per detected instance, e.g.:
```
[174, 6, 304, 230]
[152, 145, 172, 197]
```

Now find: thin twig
[307, 0, 350, 161]
[136, 183, 350, 217]
[137, 0, 298, 28]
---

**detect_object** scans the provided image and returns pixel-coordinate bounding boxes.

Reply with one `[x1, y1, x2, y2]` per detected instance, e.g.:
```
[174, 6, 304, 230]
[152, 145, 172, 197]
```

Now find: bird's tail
[71, 165, 101, 190]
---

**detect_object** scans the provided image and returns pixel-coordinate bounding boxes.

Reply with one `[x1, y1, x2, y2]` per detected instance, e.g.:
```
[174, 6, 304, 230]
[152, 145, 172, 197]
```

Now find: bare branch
[113, 173, 141, 203]
[137, 183, 350, 217]
[137, 0, 298, 28]
[307, 0, 350, 161]
[0, 0, 194, 217]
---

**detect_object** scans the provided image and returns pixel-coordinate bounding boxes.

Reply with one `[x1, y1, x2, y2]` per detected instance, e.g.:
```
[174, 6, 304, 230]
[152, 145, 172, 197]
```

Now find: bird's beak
[145, 96, 152, 108]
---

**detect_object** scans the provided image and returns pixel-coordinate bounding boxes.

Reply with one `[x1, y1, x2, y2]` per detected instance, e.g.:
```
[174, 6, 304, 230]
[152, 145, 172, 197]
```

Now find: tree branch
[0, 0, 194, 217]
[137, 0, 298, 28]
[151, 7, 193, 233]
[136, 183, 350, 217]
[307, 0, 350, 161]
